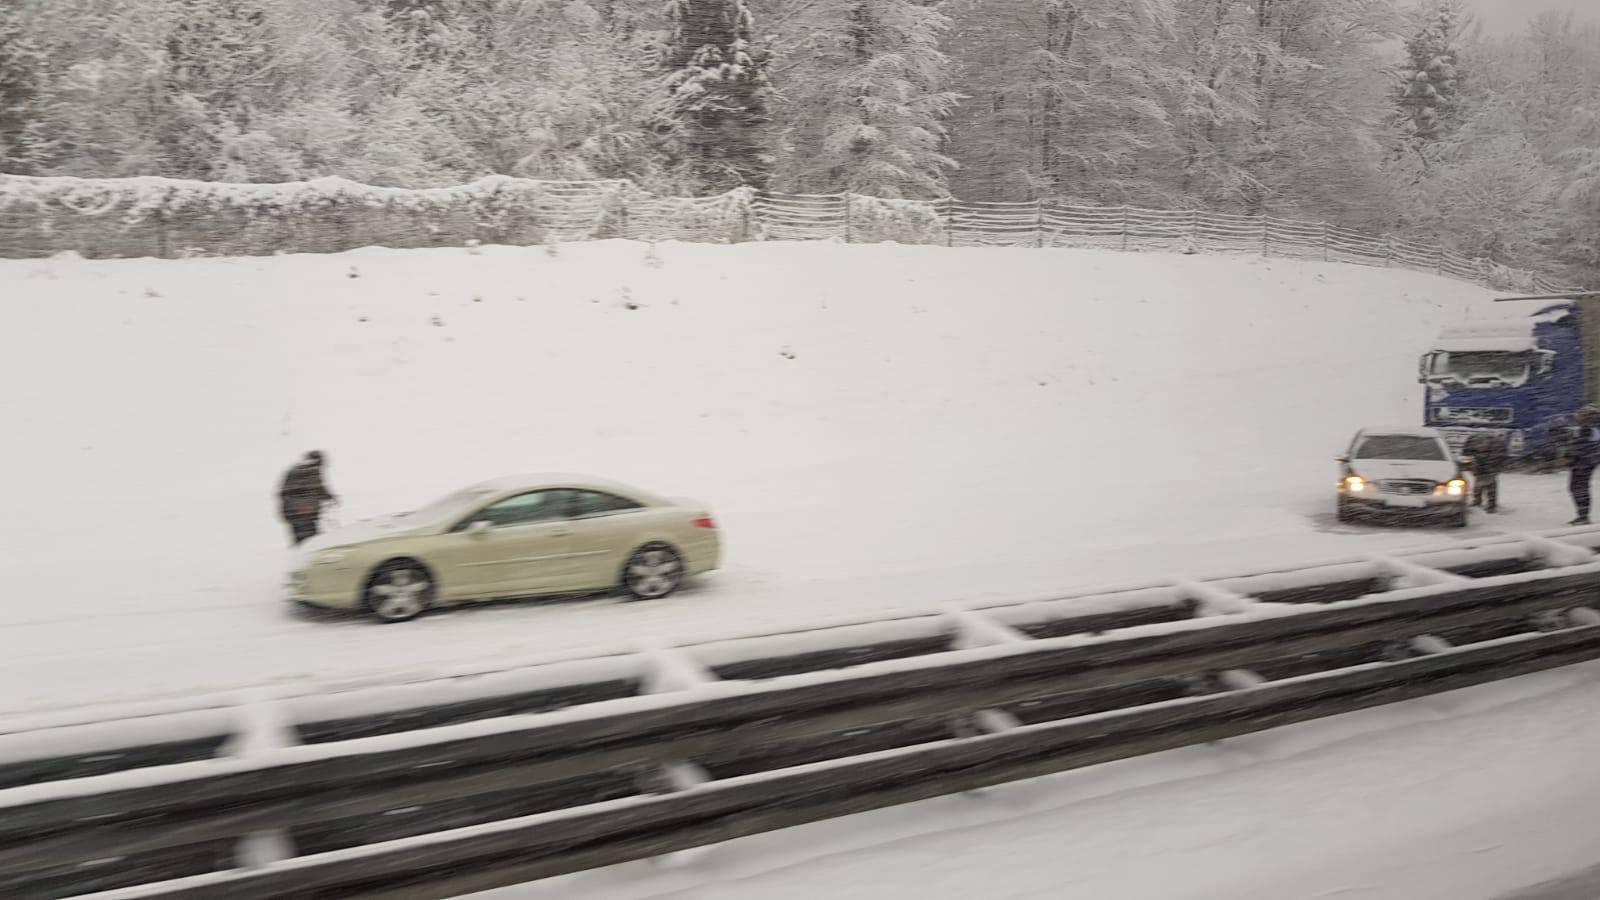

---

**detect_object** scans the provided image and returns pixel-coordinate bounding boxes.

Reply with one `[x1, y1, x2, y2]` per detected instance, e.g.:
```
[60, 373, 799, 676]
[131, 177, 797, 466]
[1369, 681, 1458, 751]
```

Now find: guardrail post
[1571, 608, 1600, 626]
[1371, 555, 1469, 589]
[1121, 206, 1130, 251]
[1174, 579, 1255, 616]
[842, 192, 852, 243]
[1035, 199, 1045, 248]
[1524, 534, 1598, 569]
[943, 606, 1032, 650]
[941, 605, 1032, 800]
[1410, 634, 1453, 655]
[949, 707, 1025, 803]
[1321, 222, 1329, 262]
[1385, 236, 1394, 267]
[637, 643, 718, 867]
[1261, 216, 1270, 257]
[640, 643, 718, 694]
[222, 691, 299, 867]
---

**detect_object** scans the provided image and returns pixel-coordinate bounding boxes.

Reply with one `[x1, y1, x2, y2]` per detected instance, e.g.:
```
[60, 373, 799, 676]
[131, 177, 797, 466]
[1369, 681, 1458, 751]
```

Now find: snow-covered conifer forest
[1, 0, 1596, 283]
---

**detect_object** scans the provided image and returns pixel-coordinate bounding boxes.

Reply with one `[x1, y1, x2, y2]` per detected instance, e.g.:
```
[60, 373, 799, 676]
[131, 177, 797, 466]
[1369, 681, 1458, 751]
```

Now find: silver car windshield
[1355, 435, 1446, 460]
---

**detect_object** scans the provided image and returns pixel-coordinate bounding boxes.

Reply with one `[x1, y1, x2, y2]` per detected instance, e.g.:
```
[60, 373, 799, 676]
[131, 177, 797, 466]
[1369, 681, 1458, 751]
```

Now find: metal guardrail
[5, 528, 1600, 898]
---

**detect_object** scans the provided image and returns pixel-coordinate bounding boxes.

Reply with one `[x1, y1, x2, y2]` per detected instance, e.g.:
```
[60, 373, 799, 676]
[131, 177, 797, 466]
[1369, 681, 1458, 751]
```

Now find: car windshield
[401, 487, 496, 522]
[1355, 435, 1446, 461]
[1429, 351, 1530, 385]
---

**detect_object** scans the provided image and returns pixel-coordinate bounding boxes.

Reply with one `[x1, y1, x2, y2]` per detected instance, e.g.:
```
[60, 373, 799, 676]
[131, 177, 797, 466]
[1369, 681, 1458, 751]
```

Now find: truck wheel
[1336, 498, 1355, 523]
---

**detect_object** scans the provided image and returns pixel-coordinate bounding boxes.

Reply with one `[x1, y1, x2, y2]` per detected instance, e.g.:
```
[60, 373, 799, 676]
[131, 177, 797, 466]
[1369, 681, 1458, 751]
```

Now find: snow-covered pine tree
[1409, 97, 1560, 266]
[1558, 148, 1600, 271]
[1508, 12, 1600, 282]
[1156, 0, 1282, 207]
[381, 0, 462, 60]
[1232, 0, 1399, 222]
[941, 0, 1177, 204]
[506, 0, 676, 186]
[661, 0, 774, 191]
[772, 0, 959, 198]
[0, 3, 45, 173]
[1396, 0, 1466, 145]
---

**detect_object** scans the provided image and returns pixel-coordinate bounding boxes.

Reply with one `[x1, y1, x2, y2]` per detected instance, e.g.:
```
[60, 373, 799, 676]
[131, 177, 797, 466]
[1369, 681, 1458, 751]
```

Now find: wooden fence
[0, 174, 1580, 294]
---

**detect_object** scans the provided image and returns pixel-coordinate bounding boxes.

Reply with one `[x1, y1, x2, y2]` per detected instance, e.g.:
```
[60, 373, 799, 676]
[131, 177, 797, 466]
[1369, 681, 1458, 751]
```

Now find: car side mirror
[1334, 455, 1349, 463]
[466, 520, 491, 537]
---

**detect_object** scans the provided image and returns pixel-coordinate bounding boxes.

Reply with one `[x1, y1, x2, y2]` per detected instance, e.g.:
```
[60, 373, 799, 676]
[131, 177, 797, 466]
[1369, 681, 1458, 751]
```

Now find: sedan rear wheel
[622, 545, 684, 601]
[364, 561, 435, 623]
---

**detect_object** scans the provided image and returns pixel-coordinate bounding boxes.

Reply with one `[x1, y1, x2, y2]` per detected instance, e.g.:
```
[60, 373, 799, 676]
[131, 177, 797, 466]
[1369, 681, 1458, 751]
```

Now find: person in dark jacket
[1564, 408, 1600, 525]
[1464, 433, 1507, 514]
[279, 450, 338, 545]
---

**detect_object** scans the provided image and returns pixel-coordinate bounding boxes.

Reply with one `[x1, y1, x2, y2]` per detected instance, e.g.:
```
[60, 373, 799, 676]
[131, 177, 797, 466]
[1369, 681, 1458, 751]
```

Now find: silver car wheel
[367, 565, 433, 622]
[625, 547, 683, 600]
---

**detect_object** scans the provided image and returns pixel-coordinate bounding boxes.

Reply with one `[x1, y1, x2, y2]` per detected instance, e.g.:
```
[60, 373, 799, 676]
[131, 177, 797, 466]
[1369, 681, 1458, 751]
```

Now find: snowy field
[0, 239, 1572, 713]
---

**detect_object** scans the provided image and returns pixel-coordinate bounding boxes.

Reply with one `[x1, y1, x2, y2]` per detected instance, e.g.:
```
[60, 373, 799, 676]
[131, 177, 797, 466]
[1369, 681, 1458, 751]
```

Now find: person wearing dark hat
[1564, 408, 1600, 526]
[279, 450, 339, 545]
[1464, 432, 1506, 514]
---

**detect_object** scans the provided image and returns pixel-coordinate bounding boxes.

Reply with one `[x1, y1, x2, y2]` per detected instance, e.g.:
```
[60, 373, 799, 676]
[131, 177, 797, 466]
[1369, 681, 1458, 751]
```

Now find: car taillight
[693, 516, 716, 529]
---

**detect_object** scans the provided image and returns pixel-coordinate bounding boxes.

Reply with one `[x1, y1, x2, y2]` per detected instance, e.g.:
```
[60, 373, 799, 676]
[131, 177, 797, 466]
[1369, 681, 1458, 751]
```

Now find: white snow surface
[471, 661, 1600, 900]
[0, 239, 1564, 714]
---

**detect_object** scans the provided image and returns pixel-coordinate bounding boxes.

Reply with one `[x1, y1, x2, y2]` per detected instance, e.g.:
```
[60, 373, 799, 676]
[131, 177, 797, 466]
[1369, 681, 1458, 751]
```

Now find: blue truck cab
[1419, 298, 1596, 462]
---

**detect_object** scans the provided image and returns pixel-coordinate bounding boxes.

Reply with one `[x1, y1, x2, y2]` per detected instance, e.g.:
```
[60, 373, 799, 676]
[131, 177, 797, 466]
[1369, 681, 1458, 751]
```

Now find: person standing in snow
[1464, 432, 1505, 514]
[1563, 408, 1600, 526]
[279, 450, 338, 545]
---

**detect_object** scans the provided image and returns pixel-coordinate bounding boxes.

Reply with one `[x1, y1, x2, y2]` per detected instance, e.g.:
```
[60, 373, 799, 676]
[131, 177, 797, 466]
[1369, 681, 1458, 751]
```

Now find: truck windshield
[1428, 351, 1531, 386]
[1356, 435, 1446, 460]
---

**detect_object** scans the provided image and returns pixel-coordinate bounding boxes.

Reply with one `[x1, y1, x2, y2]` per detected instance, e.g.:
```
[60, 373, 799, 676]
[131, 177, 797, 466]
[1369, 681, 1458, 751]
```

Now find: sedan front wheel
[622, 545, 684, 601]
[363, 560, 436, 623]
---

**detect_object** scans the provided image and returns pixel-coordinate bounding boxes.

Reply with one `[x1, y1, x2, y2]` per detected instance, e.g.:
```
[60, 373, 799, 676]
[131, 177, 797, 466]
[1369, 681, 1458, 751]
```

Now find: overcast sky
[1465, 0, 1600, 35]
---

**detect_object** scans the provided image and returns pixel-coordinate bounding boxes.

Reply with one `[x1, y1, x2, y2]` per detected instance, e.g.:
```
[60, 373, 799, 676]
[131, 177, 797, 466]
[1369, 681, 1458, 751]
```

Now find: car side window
[462, 490, 572, 529]
[572, 490, 643, 519]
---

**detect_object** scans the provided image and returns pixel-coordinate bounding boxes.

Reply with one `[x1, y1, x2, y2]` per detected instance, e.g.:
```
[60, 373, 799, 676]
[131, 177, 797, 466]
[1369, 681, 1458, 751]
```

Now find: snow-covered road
[0, 240, 1565, 713]
[477, 662, 1600, 900]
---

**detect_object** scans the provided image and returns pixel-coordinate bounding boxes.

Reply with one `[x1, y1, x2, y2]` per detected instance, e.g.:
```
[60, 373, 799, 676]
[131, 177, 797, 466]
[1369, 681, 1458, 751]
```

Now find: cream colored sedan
[287, 474, 721, 622]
